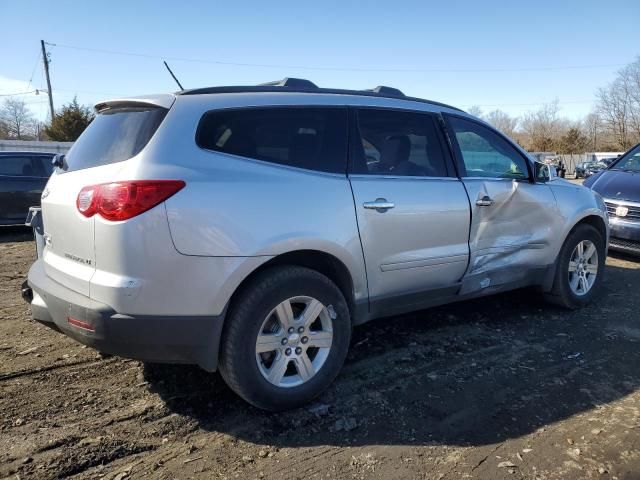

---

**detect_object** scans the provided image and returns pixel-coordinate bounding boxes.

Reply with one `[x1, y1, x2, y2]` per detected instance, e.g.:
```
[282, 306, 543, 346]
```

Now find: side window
[32, 156, 53, 176]
[0, 156, 36, 177]
[196, 107, 348, 173]
[447, 116, 529, 179]
[352, 109, 449, 177]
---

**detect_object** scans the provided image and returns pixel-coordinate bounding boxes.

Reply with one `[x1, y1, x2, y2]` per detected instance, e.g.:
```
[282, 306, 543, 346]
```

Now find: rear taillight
[76, 180, 185, 221]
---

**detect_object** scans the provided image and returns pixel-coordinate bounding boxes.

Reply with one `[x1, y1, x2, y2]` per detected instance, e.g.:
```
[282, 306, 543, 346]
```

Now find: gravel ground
[1, 226, 639, 480]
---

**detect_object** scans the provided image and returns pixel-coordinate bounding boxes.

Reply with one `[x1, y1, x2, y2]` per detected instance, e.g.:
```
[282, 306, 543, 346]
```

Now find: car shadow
[145, 262, 639, 448]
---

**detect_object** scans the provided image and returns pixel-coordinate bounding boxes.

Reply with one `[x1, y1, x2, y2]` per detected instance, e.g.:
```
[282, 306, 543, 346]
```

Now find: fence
[548, 152, 624, 176]
[0, 140, 74, 154]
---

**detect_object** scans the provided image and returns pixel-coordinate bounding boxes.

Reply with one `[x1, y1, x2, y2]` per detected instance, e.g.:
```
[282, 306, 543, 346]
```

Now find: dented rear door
[444, 114, 560, 294]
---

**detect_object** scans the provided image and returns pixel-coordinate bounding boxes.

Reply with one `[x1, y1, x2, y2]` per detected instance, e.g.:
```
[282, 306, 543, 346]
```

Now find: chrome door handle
[476, 195, 494, 207]
[363, 198, 395, 212]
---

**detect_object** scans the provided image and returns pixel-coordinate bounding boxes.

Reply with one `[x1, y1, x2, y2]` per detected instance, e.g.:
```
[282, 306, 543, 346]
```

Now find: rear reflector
[77, 180, 185, 221]
[67, 316, 95, 332]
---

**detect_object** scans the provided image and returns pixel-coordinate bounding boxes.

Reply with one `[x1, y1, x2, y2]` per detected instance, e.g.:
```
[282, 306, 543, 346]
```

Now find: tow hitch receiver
[21, 280, 33, 304]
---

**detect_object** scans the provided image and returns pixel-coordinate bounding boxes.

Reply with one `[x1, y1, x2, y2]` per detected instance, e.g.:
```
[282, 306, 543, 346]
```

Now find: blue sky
[1, 0, 638, 121]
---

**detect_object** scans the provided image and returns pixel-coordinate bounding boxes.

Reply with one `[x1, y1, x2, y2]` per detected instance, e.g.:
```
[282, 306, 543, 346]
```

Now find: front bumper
[608, 218, 640, 255]
[26, 259, 224, 371]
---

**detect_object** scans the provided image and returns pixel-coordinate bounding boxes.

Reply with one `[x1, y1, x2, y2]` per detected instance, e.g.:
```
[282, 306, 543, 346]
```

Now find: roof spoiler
[94, 94, 175, 112]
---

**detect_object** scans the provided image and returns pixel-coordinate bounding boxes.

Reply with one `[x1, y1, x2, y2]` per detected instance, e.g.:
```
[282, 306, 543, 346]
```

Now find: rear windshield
[63, 107, 167, 171]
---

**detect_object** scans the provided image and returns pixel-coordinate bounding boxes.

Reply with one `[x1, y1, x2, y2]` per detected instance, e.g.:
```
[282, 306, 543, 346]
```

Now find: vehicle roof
[0, 151, 57, 156]
[94, 79, 465, 113]
[177, 85, 464, 112]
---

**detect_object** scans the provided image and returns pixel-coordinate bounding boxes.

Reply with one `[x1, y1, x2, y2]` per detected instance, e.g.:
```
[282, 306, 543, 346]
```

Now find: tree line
[0, 96, 93, 142]
[1, 57, 639, 151]
[470, 57, 640, 153]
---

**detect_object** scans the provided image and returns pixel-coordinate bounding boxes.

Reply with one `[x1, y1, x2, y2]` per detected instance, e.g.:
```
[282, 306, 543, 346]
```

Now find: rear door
[348, 108, 470, 314]
[0, 155, 47, 223]
[41, 104, 168, 296]
[443, 114, 559, 293]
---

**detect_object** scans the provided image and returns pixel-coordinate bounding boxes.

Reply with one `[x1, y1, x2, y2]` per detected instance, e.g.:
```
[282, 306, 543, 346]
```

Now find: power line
[465, 100, 593, 107]
[0, 90, 39, 97]
[45, 41, 628, 74]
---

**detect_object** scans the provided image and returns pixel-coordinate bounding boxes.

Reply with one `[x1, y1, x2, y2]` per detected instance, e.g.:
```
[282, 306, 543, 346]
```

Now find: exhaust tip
[21, 280, 33, 304]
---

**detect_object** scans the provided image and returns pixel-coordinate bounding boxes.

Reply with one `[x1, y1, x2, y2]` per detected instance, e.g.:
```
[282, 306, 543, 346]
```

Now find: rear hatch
[41, 97, 172, 297]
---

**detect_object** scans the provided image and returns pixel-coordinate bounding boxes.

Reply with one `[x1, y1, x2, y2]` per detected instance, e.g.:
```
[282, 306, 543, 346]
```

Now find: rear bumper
[27, 259, 224, 371]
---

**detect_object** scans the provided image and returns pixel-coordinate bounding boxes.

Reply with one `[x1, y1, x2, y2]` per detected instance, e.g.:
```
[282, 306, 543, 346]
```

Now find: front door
[348, 108, 470, 314]
[444, 114, 560, 294]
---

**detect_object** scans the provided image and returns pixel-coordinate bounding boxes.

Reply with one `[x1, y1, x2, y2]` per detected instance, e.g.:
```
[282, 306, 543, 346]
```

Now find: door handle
[476, 195, 494, 207]
[363, 198, 395, 212]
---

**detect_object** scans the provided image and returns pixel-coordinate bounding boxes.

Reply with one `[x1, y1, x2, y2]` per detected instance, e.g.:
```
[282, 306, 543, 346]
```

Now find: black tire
[218, 265, 351, 411]
[545, 224, 605, 309]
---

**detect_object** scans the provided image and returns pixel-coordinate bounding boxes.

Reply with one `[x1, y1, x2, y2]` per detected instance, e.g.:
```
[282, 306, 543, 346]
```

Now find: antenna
[163, 61, 184, 90]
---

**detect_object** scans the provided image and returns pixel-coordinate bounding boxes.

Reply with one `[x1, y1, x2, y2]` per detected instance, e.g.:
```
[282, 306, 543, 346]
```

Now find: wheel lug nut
[301, 336, 309, 344]
[285, 348, 292, 356]
[298, 326, 304, 333]
[288, 327, 294, 334]
[295, 347, 302, 355]
[281, 338, 288, 345]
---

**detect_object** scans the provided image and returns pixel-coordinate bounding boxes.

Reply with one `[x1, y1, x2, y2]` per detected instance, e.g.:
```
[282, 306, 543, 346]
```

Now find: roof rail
[177, 81, 464, 112]
[259, 78, 318, 89]
[364, 86, 405, 97]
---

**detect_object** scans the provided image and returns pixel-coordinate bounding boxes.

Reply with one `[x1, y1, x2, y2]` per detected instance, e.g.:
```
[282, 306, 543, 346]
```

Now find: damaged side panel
[460, 178, 562, 295]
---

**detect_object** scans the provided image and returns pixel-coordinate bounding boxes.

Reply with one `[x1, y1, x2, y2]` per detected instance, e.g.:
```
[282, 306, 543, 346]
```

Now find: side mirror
[534, 161, 551, 182]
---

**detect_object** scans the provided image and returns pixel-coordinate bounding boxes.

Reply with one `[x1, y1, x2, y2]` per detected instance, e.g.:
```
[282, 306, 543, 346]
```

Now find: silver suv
[25, 78, 609, 410]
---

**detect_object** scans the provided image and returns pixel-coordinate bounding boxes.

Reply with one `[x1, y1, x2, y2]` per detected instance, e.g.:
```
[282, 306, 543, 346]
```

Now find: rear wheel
[219, 266, 351, 411]
[545, 224, 605, 309]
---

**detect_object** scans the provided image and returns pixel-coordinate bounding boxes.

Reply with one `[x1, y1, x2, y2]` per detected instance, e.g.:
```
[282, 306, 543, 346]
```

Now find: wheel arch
[541, 213, 608, 292]
[225, 249, 361, 326]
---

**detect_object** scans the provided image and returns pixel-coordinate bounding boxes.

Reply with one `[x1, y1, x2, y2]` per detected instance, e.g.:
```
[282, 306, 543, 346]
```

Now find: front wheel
[219, 266, 351, 411]
[545, 224, 605, 309]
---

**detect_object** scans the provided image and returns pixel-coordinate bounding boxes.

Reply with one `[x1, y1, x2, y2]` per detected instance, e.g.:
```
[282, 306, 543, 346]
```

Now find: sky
[1, 0, 639, 122]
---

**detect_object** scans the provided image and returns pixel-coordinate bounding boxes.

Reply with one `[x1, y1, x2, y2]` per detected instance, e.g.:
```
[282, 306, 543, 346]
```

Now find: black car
[0, 151, 55, 225]
[584, 143, 640, 255]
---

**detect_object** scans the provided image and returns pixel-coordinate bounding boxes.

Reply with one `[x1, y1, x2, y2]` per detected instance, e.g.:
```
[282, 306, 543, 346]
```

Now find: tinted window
[197, 107, 348, 173]
[0, 156, 45, 177]
[613, 144, 640, 172]
[352, 109, 449, 177]
[448, 116, 528, 179]
[64, 107, 167, 172]
[33, 156, 54, 176]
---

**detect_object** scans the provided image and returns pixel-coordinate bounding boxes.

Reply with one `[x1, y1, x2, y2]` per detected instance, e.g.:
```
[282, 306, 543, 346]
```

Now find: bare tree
[595, 57, 640, 149]
[520, 99, 565, 151]
[584, 113, 602, 151]
[467, 105, 484, 118]
[0, 98, 36, 140]
[484, 109, 518, 138]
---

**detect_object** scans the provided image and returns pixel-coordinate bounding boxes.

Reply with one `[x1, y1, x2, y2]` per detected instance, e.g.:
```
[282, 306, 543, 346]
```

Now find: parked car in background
[584, 161, 609, 178]
[24, 79, 608, 410]
[601, 157, 618, 167]
[575, 161, 591, 178]
[584, 143, 640, 255]
[0, 151, 55, 225]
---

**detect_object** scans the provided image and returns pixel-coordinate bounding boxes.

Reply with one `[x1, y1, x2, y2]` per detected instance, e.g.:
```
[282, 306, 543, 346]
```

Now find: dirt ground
[1, 227, 639, 480]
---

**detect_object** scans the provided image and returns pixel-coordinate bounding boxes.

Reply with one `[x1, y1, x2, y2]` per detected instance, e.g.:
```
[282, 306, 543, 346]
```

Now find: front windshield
[612, 145, 640, 172]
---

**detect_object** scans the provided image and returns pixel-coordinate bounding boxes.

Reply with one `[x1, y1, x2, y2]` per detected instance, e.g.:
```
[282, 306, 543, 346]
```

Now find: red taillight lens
[77, 185, 98, 217]
[76, 180, 185, 221]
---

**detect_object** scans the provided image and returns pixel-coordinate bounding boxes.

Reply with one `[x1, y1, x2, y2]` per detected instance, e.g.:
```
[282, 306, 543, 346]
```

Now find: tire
[218, 265, 351, 411]
[545, 224, 605, 309]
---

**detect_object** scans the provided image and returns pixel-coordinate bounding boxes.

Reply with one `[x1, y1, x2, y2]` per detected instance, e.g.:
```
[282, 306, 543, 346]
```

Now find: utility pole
[40, 40, 55, 122]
